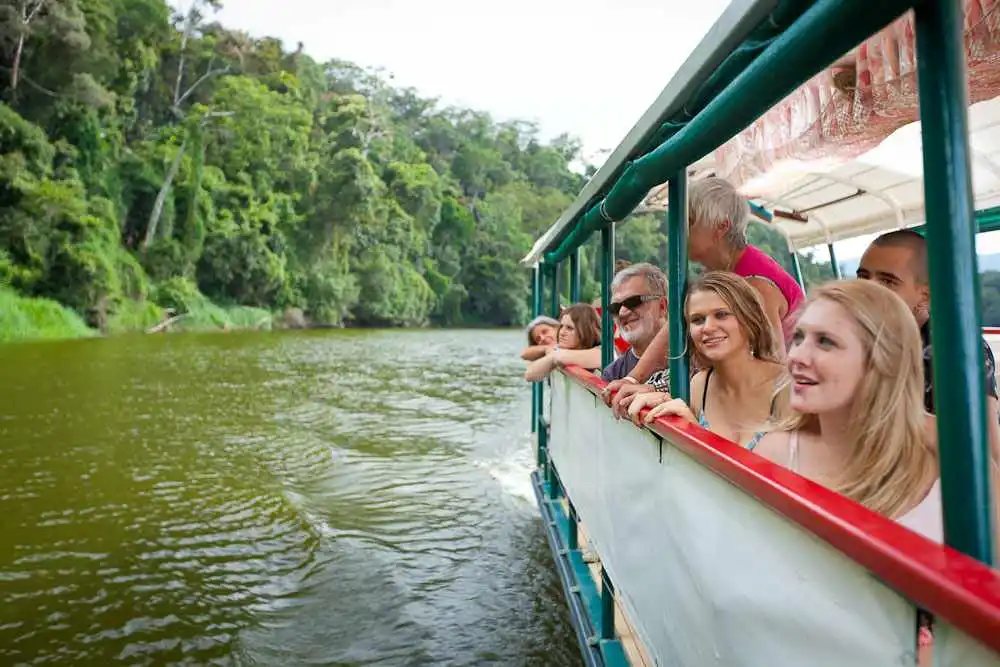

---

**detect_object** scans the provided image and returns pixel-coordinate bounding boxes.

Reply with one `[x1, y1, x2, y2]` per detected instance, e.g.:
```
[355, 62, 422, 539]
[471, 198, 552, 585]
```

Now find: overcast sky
[180, 0, 1000, 259]
[204, 0, 731, 162]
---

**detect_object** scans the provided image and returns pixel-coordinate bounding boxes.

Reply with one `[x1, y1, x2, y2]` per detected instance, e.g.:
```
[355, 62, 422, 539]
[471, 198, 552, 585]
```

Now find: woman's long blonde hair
[779, 279, 936, 517]
[685, 271, 783, 366]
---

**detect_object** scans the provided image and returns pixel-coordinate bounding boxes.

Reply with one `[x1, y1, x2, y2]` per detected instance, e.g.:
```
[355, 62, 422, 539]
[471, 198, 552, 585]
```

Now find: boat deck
[556, 497, 652, 667]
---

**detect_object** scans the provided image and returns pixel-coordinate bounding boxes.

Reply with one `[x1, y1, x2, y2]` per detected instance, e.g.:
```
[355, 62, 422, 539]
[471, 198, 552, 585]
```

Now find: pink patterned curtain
[713, 0, 1000, 190]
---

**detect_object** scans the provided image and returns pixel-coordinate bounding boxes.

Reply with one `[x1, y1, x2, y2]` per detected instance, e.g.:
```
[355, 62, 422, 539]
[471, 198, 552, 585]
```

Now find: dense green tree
[0, 0, 592, 328]
[615, 214, 666, 267]
[0, 0, 837, 333]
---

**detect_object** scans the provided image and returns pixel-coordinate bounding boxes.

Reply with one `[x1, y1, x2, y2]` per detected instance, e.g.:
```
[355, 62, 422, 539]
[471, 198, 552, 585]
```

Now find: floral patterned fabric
[713, 0, 1000, 190]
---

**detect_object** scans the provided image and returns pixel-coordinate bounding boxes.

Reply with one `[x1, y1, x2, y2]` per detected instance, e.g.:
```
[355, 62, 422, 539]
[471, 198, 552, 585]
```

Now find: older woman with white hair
[686, 177, 804, 341]
[521, 315, 561, 361]
[603, 176, 804, 408]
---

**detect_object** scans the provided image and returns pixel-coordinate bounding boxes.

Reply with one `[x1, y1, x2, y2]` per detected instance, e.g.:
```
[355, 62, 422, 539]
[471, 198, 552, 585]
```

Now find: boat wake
[480, 440, 537, 505]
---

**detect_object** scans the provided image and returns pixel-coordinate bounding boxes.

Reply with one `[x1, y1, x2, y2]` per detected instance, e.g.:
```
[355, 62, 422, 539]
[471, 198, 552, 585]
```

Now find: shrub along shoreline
[0, 286, 95, 342]
[0, 283, 276, 343]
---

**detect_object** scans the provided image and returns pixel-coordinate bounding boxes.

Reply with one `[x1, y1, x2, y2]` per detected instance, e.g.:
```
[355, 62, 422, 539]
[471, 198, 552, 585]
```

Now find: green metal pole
[538, 407, 548, 470]
[531, 266, 541, 435]
[547, 461, 561, 499]
[570, 248, 581, 303]
[549, 263, 560, 317]
[789, 247, 805, 291]
[539, 265, 556, 477]
[600, 226, 615, 368]
[568, 500, 579, 550]
[565, 262, 573, 304]
[600, 567, 615, 639]
[827, 243, 842, 279]
[667, 173, 689, 403]
[533, 266, 546, 475]
[915, 0, 994, 564]
[545, 263, 559, 496]
[533, 265, 544, 316]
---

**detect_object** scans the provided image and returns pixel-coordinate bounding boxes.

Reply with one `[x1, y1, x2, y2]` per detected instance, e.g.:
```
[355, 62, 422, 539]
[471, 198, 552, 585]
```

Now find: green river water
[0, 329, 581, 666]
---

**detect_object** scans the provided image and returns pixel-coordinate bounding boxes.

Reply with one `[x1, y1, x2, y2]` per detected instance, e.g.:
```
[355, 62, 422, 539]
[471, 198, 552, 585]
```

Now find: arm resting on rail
[601, 327, 670, 406]
[639, 397, 698, 425]
[628, 371, 707, 425]
[612, 384, 658, 419]
[553, 347, 601, 369]
[521, 344, 554, 361]
[610, 365, 691, 418]
[524, 347, 601, 382]
[524, 353, 558, 382]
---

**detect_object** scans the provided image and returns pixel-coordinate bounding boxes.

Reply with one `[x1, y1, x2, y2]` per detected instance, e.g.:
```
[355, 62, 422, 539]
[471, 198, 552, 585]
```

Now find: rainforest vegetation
[0, 0, 844, 341]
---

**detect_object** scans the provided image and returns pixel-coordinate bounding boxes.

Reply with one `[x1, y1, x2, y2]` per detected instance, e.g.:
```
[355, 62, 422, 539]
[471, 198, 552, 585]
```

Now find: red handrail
[558, 364, 1000, 652]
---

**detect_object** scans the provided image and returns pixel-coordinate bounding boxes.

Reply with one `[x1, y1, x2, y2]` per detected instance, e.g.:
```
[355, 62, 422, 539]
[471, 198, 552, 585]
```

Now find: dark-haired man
[857, 229, 1000, 455]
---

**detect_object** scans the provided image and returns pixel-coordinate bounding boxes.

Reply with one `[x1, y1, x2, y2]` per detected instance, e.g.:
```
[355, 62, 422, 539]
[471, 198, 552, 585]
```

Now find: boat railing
[535, 365, 1000, 667]
[526, 0, 1000, 663]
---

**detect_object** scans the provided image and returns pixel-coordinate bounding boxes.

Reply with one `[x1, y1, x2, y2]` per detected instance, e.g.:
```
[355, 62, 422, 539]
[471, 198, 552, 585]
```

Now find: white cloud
[191, 0, 730, 160]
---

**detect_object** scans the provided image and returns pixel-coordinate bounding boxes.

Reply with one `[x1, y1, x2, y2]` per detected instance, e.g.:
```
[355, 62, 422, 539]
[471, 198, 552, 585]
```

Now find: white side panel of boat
[937, 623, 1000, 667]
[548, 372, 918, 667]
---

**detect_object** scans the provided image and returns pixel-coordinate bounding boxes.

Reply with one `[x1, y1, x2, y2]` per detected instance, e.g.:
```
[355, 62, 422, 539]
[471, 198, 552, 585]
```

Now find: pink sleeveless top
[733, 245, 805, 343]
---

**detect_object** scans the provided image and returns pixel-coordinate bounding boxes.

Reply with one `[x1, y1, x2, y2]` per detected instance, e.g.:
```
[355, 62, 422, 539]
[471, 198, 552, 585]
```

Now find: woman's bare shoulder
[753, 430, 792, 464]
[690, 369, 709, 389]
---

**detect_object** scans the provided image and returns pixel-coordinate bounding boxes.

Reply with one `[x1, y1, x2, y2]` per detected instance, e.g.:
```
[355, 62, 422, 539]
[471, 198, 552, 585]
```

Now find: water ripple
[0, 330, 581, 666]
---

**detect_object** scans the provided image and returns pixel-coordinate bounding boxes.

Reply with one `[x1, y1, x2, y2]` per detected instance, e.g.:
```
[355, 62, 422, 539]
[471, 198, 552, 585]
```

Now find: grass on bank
[150, 279, 272, 332]
[0, 286, 95, 342]
[1, 280, 275, 343]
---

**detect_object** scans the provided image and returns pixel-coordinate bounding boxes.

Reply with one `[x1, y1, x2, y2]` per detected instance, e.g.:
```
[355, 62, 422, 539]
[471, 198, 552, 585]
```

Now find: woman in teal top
[628, 271, 787, 450]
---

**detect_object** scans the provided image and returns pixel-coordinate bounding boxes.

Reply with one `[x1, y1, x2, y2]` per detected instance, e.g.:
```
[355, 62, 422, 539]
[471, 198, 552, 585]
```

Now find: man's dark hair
[870, 229, 928, 284]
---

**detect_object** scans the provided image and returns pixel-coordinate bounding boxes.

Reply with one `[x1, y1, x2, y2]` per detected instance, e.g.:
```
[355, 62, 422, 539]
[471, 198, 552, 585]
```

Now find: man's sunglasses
[608, 294, 661, 317]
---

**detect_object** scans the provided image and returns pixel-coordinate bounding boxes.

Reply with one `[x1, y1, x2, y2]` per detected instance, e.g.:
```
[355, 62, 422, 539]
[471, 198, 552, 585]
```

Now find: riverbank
[0, 280, 521, 344]
[0, 285, 275, 343]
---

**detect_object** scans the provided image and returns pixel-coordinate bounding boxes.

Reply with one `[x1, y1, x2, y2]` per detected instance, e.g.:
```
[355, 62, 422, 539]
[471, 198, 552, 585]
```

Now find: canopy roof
[640, 95, 1000, 249]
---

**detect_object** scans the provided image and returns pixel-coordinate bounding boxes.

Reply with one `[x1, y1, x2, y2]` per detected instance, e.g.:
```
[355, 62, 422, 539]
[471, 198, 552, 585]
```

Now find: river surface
[0, 330, 581, 666]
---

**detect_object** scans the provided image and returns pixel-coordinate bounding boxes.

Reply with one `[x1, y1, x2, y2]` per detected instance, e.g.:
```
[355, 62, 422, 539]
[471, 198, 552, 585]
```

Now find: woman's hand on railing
[626, 391, 672, 425]
[611, 383, 658, 420]
[641, 398, 697, 425]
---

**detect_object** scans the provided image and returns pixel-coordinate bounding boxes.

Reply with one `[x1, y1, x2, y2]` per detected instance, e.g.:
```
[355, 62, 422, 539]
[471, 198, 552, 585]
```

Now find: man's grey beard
[621, 318, 653, 346]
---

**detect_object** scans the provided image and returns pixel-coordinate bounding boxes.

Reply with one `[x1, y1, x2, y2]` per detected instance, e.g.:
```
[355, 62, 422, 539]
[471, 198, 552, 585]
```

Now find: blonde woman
[524, 304, 602, 382]
[628, 272, 786, 449]
[753, 280, 942, 538]
[749, 279, 951, 662]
